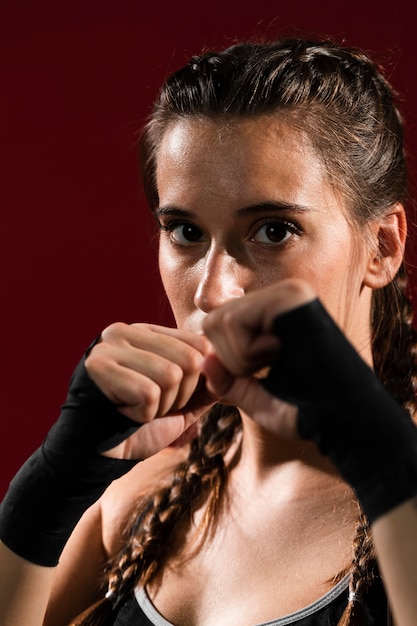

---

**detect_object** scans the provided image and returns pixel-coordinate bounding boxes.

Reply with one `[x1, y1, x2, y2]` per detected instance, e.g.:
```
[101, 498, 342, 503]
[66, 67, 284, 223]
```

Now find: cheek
[158, 245, 197, 316]
[300, 241, 367, 323]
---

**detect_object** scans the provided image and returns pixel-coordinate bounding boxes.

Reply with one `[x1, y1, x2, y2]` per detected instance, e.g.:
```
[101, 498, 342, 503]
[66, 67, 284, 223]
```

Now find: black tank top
[112, 575, 389, 625]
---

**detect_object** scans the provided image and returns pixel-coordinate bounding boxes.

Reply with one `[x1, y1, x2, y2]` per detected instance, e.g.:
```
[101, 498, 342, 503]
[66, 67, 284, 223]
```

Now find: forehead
[155, 116, 335, 210]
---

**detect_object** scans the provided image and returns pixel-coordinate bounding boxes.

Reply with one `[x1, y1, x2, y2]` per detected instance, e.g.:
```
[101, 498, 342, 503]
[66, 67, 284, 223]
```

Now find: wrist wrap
[0, 352, 139, 566]
[261, 299, 417, 524]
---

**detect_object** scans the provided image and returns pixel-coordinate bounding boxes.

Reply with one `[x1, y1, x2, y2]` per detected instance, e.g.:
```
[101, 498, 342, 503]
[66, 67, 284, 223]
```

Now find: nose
[194, 248, 247, 313]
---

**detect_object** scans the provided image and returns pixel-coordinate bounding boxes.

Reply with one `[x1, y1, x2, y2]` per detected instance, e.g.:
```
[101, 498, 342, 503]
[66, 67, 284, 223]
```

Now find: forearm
[0, 541, 55, 626]
[372, 498, 417, 626]
[0, 328, 209, 622]
[205, 295, 417, 623]
[0, 354, 137, 623]
[262, 299, 417, 623]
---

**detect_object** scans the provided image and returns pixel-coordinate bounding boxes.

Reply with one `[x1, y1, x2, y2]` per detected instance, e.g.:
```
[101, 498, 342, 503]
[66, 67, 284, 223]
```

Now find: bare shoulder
[44, 447, 186, 625]
[101, 446, 188, 557]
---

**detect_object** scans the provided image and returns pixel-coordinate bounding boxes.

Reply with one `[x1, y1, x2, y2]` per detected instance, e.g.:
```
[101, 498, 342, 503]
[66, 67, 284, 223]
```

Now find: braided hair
[73, 37, 417, 625]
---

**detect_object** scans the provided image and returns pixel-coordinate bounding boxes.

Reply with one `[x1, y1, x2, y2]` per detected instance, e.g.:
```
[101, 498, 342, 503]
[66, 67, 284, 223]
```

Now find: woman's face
[156, 116, 373, 354]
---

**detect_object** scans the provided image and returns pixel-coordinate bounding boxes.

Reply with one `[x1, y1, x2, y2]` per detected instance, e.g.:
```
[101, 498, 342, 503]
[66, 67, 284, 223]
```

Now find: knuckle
[131, 380, 161, 422]
[161, 361, 184, 388]
[101, 321, 129, 341]
[182, 345, 204, 373]
[222, 307, 237, 329]
[85, 345, 112, 377]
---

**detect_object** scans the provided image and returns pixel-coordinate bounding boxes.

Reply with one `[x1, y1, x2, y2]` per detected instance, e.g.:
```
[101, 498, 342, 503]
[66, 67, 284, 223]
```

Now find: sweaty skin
[156, 117, 377, 358]
[1, 114, 410, 626]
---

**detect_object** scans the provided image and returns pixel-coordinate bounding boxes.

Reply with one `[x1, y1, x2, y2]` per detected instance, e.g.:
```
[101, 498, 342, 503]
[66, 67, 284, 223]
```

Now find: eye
[251, 220, 299, 245]
[159, 221, 204, 244]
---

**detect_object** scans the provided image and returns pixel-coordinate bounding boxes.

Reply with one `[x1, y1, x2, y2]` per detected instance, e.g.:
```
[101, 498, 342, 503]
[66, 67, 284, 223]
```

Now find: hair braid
[372, 262, 417, 414]
[73, 271, 417, 626]
[337, 263, 417, 626]
[73, 267, 417, 625]
[72, 406, 242, 624]
[337, 514, 377, 626]
[74, 37, 415, 625]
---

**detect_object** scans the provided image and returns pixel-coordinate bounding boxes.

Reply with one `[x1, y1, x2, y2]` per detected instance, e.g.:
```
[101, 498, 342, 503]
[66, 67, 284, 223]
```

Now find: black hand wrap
[261, 298, 417, 524]
[0, 351, 140, 566]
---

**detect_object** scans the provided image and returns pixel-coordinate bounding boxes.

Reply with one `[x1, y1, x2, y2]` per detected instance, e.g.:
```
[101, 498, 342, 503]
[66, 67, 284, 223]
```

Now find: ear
[363, 204, 407, 289]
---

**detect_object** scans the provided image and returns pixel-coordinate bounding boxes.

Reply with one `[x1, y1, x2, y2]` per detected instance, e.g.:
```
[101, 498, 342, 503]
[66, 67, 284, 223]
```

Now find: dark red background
[1, 0, 416, 496]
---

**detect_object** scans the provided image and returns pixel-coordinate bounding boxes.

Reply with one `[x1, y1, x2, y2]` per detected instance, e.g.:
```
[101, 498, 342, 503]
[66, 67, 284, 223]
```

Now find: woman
[1, 37, 417, 626]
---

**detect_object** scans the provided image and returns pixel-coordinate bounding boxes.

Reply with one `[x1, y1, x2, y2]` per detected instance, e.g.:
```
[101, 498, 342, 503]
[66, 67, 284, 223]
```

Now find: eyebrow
[154, 201, 313, 218]
[154, 207, 196, 218]
[237, 201, 313, 216]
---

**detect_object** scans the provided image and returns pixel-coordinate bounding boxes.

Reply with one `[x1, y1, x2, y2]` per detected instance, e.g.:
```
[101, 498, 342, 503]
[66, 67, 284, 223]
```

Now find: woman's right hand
[85, 322, 216, 460]
[0, 323, 215, 570]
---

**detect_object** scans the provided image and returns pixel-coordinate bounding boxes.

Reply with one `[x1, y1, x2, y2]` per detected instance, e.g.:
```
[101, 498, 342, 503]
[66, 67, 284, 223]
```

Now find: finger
[178, 374, 219, 418]
[87, 347, 201, 420]
[205, 334, 282, 378]
[220, 376, 299, 439]
[128, 323, 212, 356]
[116, 396, 215, 459]
[203, 279, 316, 374]
[109, 325, 210, 410]
[203, 300, 280, 375]
[111, 346, 203, 414]
[86, 358, 165, 423]
[88, 327, 209, 416]
[101, 323, 211, 372]
[202, 353, 236, 397]
[103, 413, 191, 459]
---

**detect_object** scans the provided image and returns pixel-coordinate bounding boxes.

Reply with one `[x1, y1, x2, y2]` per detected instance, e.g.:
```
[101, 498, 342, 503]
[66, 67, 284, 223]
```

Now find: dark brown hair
[74, 37, 417, 625]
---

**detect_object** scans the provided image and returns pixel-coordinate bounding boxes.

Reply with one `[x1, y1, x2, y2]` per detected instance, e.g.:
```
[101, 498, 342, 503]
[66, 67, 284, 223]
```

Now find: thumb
[203, 353, 236, 398]
[203, 354, 299, 439]
[203, 352, 284, 413]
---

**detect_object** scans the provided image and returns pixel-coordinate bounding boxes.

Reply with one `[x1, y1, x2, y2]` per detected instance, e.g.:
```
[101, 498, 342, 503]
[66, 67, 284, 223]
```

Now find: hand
[202, 279, 315, 437]
[85, 323, 216, 459]
[0, 323, 218, 567]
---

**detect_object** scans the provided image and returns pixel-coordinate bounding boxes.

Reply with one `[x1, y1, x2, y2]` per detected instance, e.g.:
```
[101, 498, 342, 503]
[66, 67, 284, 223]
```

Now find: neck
[234, 411, 349, 503]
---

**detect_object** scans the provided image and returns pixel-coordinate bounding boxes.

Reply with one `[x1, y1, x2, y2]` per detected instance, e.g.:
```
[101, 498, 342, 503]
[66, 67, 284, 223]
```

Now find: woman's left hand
[202, 278, 315, 437]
